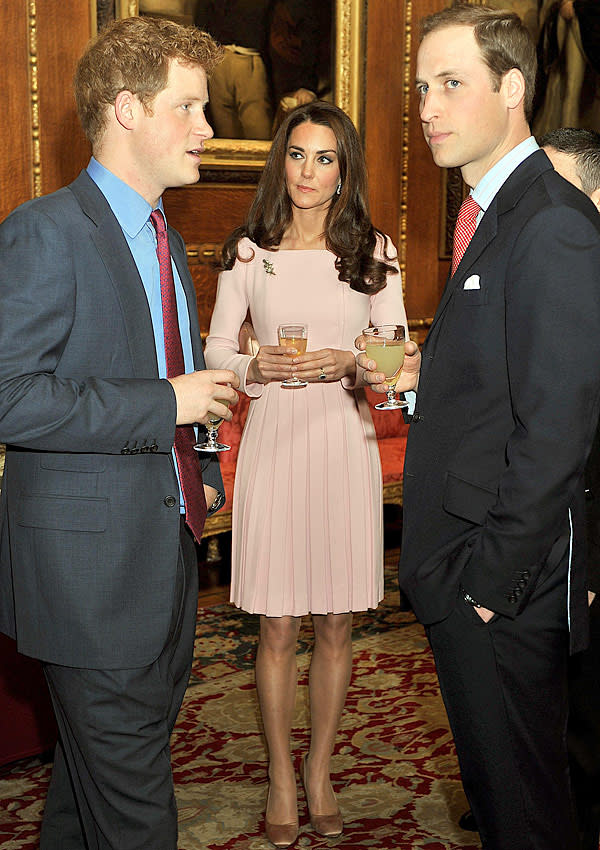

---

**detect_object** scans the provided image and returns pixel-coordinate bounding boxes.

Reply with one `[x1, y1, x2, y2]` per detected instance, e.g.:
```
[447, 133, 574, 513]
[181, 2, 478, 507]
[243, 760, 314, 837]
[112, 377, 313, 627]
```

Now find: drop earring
[336, 182, 342, 195]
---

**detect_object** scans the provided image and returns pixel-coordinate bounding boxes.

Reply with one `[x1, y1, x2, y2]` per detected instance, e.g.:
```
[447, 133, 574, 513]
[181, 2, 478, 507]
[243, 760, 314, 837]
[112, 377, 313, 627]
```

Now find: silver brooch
[262, 258, 276, 275]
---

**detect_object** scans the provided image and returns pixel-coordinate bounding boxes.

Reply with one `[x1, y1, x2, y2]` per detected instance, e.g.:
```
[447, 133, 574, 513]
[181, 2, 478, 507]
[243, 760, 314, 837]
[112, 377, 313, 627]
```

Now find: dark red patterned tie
[451, 195, 481, 276]
[150, 209, 207, 542]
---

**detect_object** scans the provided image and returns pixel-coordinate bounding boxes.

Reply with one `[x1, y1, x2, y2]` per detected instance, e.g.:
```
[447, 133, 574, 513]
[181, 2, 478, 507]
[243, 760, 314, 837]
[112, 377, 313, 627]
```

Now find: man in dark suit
[540, 127, 600, 850]
[359, 4, 600, 849]
[0, 16, 239, 850]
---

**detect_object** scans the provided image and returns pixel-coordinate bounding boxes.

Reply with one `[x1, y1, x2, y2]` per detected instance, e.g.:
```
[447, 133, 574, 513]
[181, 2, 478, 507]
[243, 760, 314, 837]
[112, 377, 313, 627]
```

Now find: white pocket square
[463, 274, 480, 290]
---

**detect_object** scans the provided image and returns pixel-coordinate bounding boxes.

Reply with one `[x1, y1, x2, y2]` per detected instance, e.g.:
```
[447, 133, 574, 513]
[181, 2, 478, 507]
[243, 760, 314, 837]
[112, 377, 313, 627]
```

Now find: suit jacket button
[412, 413, 421, 423]
[164, 495, 177, 508]
[508, 594, 518, 604]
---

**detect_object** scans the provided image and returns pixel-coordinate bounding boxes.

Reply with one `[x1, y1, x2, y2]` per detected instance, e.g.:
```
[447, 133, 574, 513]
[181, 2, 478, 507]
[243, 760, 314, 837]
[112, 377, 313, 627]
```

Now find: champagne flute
[363, 324, 409, 410]
[194, 400, 231, 452]
[278, 324, 308, 388]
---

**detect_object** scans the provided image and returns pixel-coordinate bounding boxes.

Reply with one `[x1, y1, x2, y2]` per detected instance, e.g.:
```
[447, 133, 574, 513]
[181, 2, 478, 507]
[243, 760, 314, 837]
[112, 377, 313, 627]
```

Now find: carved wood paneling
[403, 0, 450, 324]
[2, 4, 32, 219]
[36, 0, 91, 195]
[163, 184, 255, 244]
[0, 0, 91, 223]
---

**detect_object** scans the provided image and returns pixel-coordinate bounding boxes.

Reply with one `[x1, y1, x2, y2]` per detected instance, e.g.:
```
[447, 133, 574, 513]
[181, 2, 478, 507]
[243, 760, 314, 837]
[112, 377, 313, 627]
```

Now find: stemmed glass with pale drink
[194, 399, 231, 452]
[278, 324, 308, 388]
[363, 324, 408, 410]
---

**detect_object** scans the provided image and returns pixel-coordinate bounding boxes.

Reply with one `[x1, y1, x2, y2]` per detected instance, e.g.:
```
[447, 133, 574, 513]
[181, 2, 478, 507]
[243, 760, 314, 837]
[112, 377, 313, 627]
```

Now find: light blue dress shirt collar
[472, 136, 539, 214]
[86, 156, 165, 233]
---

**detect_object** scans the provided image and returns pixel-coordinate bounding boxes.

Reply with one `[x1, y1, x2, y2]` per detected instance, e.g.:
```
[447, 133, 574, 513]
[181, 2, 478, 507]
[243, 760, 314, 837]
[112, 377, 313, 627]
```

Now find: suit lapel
[426, 151, 553, 343]
[68, 171, 159, 379]
[428, 209, 498, 339]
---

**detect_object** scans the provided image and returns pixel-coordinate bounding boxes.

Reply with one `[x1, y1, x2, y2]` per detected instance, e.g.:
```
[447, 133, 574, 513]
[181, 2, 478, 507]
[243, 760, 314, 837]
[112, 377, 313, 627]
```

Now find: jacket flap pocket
[17, 494, 107, 532]
[40, 454, 106, 473]
[443, 472, 497, 525]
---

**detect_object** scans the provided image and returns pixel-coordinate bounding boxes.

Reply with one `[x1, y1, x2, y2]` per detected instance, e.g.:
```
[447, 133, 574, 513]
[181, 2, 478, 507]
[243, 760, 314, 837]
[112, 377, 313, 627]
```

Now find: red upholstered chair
[0, 634, 57, 767]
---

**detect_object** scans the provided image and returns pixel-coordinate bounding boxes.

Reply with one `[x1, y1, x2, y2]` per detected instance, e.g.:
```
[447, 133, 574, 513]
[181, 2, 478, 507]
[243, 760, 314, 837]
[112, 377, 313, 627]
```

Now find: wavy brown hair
[221, 101, 398, 294]
[74, 16, 224, 149]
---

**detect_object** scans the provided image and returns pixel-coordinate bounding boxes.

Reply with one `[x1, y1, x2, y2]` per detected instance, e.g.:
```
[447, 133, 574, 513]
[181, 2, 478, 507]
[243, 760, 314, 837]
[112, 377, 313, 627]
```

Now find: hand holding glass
[363, 324, 408, 410]
[194, 399, 231, 452]
[278, 324, 308, 388]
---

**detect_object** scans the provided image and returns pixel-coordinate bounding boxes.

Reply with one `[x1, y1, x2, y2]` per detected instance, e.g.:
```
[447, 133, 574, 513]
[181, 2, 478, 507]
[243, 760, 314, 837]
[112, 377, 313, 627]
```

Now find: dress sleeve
[369, 235, 407, 335]
[344, 234, 407, 390]
[204, 250, 264, 397]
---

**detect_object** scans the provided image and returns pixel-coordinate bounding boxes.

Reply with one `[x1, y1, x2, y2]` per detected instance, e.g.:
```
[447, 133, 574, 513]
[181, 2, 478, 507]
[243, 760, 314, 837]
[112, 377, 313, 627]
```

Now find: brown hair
[74, 15, 224, 148]
[221, 101, 398, 295]
[421, 2, 537, 122]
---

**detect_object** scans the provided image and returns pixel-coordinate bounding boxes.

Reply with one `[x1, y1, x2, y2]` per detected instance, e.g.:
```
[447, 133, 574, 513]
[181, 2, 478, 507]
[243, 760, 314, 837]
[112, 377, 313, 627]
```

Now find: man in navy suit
[360, 4, 600, 848]
[540, 127, 600, 850]
[0, 16, 238, 850]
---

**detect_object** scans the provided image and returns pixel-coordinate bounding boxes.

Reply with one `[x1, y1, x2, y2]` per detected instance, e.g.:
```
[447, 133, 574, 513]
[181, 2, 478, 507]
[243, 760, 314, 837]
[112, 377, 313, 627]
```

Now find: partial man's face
[131, 60, 214, 205]
[542, 147, 584, 191]
[416, 25, 514, 188]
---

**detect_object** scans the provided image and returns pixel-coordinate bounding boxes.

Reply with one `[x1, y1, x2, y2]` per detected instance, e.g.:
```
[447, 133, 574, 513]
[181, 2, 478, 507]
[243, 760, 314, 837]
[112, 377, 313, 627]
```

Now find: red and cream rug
[0, 555, 480, 849]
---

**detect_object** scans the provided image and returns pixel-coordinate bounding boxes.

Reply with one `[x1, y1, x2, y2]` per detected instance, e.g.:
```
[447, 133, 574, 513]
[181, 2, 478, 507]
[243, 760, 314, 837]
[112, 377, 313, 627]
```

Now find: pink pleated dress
[205, 237, 406, 616]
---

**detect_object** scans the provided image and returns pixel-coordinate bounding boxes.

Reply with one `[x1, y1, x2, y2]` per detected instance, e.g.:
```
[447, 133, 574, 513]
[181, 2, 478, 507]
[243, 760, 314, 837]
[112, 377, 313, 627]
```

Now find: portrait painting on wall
[121, 0, 334, 141]
[485, 0, 600, 136]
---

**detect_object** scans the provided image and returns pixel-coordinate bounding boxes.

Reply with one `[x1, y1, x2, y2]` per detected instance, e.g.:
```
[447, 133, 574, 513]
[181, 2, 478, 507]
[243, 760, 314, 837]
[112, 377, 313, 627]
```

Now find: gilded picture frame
[103, 0, 366, 172]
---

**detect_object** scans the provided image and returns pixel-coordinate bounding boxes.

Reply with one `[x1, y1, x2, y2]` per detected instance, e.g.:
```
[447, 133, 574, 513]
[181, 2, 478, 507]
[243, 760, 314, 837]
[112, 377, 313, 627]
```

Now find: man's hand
[168, 370, 239, 425]
[204, 485, 218, 510]
[355, 337, 421, 393]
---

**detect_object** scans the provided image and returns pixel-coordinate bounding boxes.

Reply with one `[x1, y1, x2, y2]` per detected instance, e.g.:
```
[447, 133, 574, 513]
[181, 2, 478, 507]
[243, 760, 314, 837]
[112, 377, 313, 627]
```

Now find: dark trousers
[568, 595, 600, 850]
[40, 520, 198, 850]
[427, 554, 579, 850]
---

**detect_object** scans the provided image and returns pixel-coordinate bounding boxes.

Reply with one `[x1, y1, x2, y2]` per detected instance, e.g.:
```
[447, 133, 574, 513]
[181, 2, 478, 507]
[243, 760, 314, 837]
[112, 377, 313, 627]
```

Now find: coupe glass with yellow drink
[362, 324, 408, 410]
[278, 323, 308, 388]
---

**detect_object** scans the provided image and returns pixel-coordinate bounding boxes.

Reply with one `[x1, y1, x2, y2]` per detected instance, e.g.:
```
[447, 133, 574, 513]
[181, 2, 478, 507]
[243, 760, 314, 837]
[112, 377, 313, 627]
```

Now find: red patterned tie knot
[451, 195, 481, 277]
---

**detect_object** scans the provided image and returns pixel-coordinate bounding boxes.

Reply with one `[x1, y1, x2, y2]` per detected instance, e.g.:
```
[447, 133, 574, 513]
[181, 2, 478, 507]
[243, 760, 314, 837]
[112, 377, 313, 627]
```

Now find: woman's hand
[246, 344, 298, 384]
[355, 336, 421, 393]
[290, 348, 356, 383]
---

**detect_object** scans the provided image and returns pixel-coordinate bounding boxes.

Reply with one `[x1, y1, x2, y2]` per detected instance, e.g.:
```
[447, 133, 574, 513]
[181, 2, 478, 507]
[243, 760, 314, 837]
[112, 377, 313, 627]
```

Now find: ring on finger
[318, 367, 327, 380]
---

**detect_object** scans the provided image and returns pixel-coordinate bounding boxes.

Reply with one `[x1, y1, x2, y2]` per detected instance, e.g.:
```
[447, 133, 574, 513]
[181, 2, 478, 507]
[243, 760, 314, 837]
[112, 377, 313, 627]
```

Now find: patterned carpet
[0, 548, 481, 850]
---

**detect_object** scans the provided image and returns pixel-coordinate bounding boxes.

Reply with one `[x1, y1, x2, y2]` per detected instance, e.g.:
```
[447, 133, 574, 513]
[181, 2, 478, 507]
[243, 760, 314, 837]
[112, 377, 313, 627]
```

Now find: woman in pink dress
[205, 101, 407, 848]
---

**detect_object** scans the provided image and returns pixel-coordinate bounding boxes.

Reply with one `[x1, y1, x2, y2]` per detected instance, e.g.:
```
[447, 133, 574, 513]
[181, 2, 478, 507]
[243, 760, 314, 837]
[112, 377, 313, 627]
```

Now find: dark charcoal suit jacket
[0, 170, 223, 669]
[400, 150, 600, 652]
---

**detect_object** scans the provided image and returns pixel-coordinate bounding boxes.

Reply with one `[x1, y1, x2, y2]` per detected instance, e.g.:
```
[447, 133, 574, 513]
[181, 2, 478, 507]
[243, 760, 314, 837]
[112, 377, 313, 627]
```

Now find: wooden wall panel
[365, 0, 449, 338]
[365, 0, 407, 245]
[2, 5, 32, 219]
[36, 0, 91, 195]
[0, 0, 91, 223]
[163, 184, 255, 244]
[404, 0, 451, 326]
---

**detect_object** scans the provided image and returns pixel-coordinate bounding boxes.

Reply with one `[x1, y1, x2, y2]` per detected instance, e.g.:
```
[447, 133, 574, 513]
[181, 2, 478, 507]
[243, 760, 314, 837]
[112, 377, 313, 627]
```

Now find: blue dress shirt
[87, 157, 194, 510]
